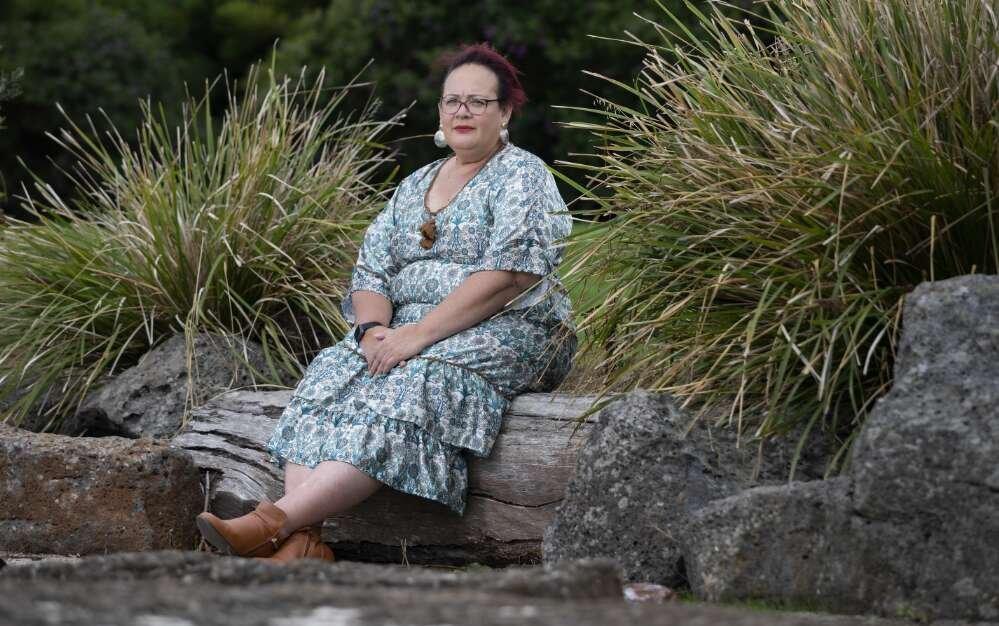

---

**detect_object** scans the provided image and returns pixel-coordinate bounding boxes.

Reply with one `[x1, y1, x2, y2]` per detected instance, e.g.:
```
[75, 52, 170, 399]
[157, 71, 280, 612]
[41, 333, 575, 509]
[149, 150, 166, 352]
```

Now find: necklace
[419, 143, 504, 249]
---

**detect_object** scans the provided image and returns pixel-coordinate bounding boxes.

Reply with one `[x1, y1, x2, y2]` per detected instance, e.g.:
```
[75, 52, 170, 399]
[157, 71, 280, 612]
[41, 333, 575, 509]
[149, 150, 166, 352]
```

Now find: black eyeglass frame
[439, 96, 501, 115]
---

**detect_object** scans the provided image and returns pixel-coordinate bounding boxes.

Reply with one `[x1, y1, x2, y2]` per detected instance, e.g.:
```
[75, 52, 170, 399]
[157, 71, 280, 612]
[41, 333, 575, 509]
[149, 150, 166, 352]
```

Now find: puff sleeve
[468, 157, 572, 309]
[340, 187, 401, 324]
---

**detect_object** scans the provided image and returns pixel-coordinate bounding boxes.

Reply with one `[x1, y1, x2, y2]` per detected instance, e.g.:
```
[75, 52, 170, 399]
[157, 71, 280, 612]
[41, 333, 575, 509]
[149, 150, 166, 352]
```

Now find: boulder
[541, 390, 828, 587]
[682, 274, 999, 621]
[683, 479, 863, 612]
[0, 424, 202, 554]
[75, 332, 280, 439]
[850, 274, 999, 522]
[847, 274, 999, 620]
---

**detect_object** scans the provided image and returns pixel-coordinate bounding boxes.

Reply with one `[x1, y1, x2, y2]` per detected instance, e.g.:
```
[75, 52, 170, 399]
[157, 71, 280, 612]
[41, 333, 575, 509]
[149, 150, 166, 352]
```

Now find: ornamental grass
[0, 58, 403, 433]
[557, 0, 998, 471]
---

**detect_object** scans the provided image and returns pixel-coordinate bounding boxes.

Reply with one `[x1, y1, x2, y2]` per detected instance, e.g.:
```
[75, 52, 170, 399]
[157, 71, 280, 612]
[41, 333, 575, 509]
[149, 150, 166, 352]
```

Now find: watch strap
[354, 321, 383, 343]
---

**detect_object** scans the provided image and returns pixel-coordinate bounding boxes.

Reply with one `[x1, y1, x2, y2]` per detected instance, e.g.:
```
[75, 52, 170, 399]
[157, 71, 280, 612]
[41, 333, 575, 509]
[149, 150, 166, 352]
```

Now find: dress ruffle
[349, 355, 511, 458]
[266, 394, 468, 515]
[289, 343, 512, 459]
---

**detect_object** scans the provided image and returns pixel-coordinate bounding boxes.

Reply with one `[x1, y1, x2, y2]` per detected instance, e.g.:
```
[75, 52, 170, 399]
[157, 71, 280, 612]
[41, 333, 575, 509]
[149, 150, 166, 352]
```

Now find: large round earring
[499, 124, 510, 145]
[433, 127, 448, 148]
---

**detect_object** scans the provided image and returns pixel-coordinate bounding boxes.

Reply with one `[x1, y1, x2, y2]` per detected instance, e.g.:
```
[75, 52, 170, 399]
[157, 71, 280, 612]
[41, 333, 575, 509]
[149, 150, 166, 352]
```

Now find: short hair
[436, 42, 527, 115]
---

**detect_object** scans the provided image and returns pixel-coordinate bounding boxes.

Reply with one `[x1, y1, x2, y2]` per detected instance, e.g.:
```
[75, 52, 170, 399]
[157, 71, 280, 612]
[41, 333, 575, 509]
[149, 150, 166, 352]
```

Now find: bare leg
[274, 460, 382, 539]
[283, 461, 313, 494]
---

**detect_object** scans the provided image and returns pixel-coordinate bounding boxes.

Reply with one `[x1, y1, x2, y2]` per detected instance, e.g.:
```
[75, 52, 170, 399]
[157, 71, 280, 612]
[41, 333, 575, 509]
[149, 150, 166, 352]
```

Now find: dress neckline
[422, 142, 509, 217]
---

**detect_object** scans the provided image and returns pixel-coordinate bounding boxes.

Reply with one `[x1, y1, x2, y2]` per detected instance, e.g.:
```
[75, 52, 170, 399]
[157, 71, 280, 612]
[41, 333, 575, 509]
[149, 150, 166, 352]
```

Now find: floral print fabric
[266, 143, 577, 515]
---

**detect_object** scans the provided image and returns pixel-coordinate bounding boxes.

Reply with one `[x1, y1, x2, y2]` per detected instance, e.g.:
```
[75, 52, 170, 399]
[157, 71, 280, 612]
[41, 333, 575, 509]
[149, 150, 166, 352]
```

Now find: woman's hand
[358, 325, 389, 371]
[362, 324, 431, 375]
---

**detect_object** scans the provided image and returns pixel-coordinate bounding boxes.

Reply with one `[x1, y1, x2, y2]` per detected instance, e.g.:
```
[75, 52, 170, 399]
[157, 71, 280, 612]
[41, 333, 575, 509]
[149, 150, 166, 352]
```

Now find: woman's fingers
[373, 348, 393, 375]
[372, 351, 406, 375]
[366, 338, 383, 372]
[364, 332, 408, 374]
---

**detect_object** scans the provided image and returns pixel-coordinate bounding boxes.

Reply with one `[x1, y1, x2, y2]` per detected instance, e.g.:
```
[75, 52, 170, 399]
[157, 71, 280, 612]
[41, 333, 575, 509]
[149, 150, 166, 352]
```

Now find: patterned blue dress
[265, 143, 577, 515]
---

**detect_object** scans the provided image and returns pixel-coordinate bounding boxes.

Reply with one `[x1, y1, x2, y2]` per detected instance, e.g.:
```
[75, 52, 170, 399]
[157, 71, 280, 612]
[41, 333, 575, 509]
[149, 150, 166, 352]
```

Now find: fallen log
[172, 390, 601, 566]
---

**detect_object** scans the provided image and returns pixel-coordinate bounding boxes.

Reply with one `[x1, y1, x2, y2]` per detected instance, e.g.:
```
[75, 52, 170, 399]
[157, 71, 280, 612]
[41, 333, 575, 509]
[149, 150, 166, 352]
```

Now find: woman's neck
[452, 140, 503, 168]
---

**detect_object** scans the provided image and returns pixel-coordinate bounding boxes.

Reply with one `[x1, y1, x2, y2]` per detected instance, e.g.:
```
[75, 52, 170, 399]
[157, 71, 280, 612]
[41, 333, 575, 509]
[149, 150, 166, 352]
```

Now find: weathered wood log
[171, 390, 602, 566]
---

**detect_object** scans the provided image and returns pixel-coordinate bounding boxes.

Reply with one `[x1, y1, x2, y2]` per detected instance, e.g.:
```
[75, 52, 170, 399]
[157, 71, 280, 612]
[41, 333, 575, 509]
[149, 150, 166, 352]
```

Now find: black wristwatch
[353, 321, 383, 343]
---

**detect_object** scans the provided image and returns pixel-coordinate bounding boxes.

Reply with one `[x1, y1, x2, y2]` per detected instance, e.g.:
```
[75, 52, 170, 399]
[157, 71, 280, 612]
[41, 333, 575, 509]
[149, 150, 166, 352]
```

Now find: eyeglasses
[440, 95, 500, 115]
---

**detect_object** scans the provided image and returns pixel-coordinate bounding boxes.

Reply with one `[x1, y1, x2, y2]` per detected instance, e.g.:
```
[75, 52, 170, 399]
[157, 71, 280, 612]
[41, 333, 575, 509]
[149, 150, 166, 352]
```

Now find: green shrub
[560, 0, 998, 470]
[0, 57, 403, 432]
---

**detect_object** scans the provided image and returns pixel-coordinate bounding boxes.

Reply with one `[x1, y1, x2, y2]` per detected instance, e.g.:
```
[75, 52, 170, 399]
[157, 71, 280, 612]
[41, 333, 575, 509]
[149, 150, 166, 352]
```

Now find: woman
[195, 42, 577, 562]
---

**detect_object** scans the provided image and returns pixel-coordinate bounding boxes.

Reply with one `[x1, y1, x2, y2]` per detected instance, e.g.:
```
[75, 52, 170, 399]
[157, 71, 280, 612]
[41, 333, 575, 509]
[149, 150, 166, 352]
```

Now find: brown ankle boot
[196, 500, 287, 557]
[259, 525, 335, 563]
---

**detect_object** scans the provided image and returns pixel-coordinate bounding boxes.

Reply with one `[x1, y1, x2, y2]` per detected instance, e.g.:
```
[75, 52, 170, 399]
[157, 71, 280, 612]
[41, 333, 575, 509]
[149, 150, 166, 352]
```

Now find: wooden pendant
[419, 219, 437, 249]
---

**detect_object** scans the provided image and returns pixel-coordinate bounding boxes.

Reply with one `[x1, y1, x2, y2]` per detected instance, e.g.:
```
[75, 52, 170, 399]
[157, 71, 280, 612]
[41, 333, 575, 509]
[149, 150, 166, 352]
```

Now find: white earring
[499, 124, 510, 145]
[433, 127, 448, 148]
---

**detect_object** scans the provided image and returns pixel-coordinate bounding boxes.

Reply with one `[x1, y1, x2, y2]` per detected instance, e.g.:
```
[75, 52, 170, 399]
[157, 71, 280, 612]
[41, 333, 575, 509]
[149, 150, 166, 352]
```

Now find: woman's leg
[274, 460, 382, 539]
[283, 461, 313, 494]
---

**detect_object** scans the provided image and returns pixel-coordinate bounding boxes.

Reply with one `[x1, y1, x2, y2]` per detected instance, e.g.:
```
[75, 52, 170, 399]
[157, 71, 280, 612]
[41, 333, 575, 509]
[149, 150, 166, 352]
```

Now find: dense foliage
[0, 49, 23, 202]
[0, 0, 735, 218]
[562, 0, 998, 470]
[0, 61, 401, 431]
[0, 55, 19, 127]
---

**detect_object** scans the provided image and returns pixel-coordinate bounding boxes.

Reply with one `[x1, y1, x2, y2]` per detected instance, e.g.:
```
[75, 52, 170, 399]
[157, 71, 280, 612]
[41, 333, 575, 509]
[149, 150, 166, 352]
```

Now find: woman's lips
[454, 126, 474, 133]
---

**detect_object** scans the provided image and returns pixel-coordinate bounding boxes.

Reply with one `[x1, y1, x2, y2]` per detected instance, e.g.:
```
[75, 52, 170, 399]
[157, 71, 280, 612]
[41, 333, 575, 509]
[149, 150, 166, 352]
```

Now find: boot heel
[196, 513, 234, 555]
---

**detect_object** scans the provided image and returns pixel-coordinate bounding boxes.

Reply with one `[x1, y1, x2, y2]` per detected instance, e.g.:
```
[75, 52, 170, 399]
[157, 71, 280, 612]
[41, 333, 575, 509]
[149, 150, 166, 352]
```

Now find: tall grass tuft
[558, 0, 998, 471]
[0, 57, 404, 432]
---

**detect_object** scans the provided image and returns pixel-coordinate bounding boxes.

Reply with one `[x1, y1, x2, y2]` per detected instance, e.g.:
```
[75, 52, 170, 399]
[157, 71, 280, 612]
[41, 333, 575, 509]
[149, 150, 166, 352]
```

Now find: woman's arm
[353, 290, 395, 372]
[341, 185, 402, 327]
[351, 290, 393, 328]
[364, 269, 538, 375]
[415, 269, 538, 345]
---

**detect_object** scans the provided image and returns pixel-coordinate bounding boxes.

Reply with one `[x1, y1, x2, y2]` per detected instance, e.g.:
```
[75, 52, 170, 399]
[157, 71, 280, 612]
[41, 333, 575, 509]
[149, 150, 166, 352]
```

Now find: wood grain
[172, 390, 604, 565]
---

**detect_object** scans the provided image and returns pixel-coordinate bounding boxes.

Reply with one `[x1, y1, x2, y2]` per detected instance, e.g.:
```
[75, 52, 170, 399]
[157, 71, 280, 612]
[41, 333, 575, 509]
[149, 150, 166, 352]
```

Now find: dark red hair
[435, 42, 527, 115]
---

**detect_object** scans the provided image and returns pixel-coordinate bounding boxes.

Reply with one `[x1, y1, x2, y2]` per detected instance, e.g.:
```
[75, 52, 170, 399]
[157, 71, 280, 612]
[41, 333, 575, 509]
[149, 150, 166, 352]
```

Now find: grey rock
[684, 476, 999, 622]
[851, 274, 999, 522]
[0, 424, 202, 555]
[0, 551, 918, 626]
[848, 274, 999, 620]
[681, 275, 999, 622]
[0, 550, 624, 599]
[75, 332, 278, 438]
[542, 390, 828, 587]
[684, 479, 863, 611]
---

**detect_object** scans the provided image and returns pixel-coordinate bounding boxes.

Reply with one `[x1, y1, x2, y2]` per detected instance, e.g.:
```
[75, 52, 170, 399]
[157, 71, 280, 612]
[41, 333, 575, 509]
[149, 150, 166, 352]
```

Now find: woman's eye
[469, 98, 487, 107]
[444, 97, 460, 105]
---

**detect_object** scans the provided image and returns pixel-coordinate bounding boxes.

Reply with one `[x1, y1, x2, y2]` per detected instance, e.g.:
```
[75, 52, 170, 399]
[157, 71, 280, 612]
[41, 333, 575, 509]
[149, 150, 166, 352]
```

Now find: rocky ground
[3, 276, 997, 625]
[0, 551, 963, 626]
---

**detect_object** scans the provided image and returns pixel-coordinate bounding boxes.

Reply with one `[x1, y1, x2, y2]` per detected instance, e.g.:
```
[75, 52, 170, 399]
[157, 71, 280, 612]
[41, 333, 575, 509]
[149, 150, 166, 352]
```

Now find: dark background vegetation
[0, 0, 747, 219]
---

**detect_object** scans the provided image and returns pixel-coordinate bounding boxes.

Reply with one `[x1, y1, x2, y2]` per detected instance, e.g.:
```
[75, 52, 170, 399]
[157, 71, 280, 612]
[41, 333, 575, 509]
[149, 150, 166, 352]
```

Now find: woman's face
[439, 63, 511, 154]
